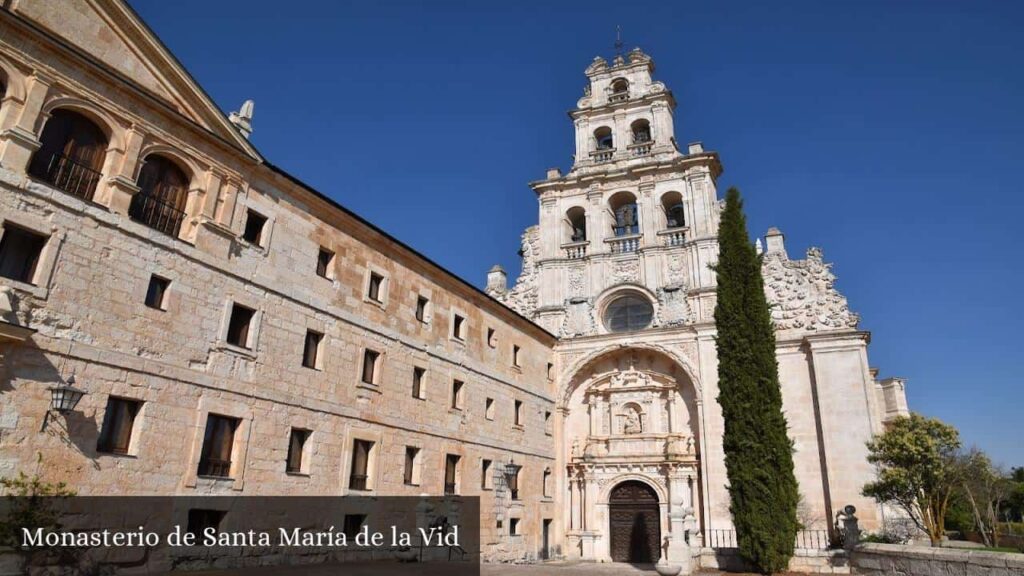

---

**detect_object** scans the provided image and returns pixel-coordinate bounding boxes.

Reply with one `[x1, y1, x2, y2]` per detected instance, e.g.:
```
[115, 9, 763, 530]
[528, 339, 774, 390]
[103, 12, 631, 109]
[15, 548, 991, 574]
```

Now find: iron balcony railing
[706, 528, 833, 551]
[30, 150, 102, 201]
[197, 457, 232, 478]
[128, 190, 187, 238]
[349, 474, 368, 491]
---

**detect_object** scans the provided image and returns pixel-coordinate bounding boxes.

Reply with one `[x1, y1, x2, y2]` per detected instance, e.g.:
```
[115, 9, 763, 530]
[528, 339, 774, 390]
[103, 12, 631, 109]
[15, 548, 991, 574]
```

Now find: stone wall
[851, 543, 1024, 576]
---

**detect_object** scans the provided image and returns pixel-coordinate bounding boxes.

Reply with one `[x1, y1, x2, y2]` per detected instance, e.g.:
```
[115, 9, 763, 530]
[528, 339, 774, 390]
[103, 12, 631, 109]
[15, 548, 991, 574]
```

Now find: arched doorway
[609, 480, 661, 563]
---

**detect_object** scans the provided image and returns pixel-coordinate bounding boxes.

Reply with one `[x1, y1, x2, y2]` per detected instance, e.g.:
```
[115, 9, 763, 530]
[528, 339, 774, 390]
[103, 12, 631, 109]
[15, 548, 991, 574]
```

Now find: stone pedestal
[579, 531, 600, 560]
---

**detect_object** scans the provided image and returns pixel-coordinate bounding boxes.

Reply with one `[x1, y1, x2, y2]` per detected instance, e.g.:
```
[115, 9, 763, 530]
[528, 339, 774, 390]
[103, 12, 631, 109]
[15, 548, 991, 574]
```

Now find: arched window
[631, 119, 651, 144]
[129, 154, 190, 237]
[610, 78, 629, 102]
[661, 191, 686, 229]
[609, 191, 639, 237]
[28, 109, 108, 201]
[603, 294, 653, 333]
[594, 126, 614, 151]
[566, 206, 587, 243]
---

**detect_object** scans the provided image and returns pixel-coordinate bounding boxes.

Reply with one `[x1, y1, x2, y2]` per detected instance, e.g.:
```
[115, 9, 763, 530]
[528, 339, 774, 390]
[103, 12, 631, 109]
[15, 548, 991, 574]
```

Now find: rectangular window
[226, 303, 256, 349]
[451, 379, 464, 410]
[343, 514, 366, 540]
[543, 469, 552, 498]
[486, 327, 496, 348]
[286, 428, 310, 474]
[547, 362, 554, 380]
[96, 397, 141, 455]
[404, 446, 420, 485]
[481, 459, 492, 490]
[545, 411, 552, 435]
[415, 296, 429, 322]
[0, 224, 47, 284]
[509, 469, 520, 500]
[509, 518, 520, 536]
[367, 272, 384, 303]
[485, 397, 495, 420]
[144, 275, 170, 310]
[316, 247, 334, 278]
[198, 414, 239, 478]
[452, 314, 465, 341]
[186, 509, 226, 540]
[444, 454, 460, 495]
[361, 349, 380, 385]
[412, 367, 426, 399]
[242, 210, 267, 244]
[512, 345, 521, 368]
[302, 330, 323, 369]
[514, 400, 524, 427]
[349, 439, 373, 491]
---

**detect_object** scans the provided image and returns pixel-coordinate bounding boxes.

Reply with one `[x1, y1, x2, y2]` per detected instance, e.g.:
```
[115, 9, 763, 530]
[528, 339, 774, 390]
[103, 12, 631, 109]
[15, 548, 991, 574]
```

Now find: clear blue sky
[129, 1, 1023, 466]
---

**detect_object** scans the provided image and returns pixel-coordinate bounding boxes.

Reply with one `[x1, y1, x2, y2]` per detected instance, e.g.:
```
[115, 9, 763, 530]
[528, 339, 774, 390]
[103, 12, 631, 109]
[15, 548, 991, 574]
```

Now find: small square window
[404, 446, 420, 485]
[226, 303, 256, 349]
[444, 453, 460, 495]
[96, 397, 142, 455]
[452, 314, 466, 341]
[412, 367, 426, 399]
[485, 397, 495, 420]
[509, 518, 520, 536]
[481, 458, 492, 490]
[316, 247, 335, 278]
[367, 272, 384, 303]
[144, 275, 170, 310]
[242, 210, 267, 245]
[187, 509, 226, 540]
[512, 345, 521, 368]
[451, 379, 464, 410]
[302, 330, 323, 369]
[198, 414, 240, 478]
[343, 514, 367, 539]
[486, 328, 496, 348]
[286, 428, 311, 474]
[415, 296, 429, 323]
[0, 224, 48, 285]
[362, 349, 380, 385]
[514, 400, 524, 427]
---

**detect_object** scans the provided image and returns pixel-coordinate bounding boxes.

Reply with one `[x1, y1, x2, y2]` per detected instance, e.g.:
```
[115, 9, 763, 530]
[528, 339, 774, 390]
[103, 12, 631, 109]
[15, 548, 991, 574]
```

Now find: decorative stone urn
[655, 558, 682, 576]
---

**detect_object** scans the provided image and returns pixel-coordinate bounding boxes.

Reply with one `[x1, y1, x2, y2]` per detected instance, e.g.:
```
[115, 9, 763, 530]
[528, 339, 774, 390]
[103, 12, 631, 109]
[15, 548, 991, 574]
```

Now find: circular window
[603, 295, 653, 333]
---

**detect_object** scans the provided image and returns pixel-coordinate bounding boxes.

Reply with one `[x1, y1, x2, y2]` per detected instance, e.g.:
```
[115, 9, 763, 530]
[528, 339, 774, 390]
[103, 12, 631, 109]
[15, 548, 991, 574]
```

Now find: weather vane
[615, 25, 624, 57]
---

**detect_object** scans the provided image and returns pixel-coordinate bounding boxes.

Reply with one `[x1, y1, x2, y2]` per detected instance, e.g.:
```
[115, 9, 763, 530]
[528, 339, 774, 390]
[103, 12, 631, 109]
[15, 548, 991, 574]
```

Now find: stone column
[101, 126, 145, 215]
[666, 466, 692, 567]
[569, 476, 582, 530]
[0, 73, 51, 171]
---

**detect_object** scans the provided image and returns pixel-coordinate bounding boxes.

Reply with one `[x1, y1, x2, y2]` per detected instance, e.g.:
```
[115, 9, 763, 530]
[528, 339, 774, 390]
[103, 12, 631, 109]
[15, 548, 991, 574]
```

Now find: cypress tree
[713, 187, 799, 574]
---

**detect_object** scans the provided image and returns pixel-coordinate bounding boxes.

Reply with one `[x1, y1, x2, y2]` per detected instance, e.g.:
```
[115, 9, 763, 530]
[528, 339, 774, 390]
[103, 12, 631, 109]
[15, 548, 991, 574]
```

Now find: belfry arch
[561, 346, 704, 563]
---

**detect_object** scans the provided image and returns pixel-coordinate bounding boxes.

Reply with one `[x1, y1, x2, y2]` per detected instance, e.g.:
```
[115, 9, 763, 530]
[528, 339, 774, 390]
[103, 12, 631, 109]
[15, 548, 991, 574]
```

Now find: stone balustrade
[606, 234, 641, 254]
[658, 227, 687, 247]
[562, 240, 589, 259]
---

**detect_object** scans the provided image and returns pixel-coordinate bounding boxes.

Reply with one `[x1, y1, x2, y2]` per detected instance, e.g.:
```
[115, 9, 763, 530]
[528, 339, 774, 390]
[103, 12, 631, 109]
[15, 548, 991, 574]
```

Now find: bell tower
[488, 47, 724, 339]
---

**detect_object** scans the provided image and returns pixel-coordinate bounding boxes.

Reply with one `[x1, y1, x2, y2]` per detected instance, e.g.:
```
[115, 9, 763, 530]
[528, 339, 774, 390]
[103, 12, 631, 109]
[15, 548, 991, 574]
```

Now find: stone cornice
[529, 151, 723, 194]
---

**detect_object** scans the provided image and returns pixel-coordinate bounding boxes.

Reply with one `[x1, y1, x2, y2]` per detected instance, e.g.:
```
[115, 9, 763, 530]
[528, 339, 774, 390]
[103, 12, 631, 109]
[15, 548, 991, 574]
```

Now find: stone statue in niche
[621, 404, 643, 434]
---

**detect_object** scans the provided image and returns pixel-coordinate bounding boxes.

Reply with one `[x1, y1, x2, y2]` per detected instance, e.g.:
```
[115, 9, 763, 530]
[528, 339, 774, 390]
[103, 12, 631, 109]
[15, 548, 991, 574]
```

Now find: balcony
[629, 142, 653, 157]
[609, 92, 629, 104]
[658, 227, 688, 247]
[606, 234, 641, 254]
[562, 240, 589, 259]
[590, 148, 615, 163]
[29, 150, 102, 201]
[128, 190, 188, 237]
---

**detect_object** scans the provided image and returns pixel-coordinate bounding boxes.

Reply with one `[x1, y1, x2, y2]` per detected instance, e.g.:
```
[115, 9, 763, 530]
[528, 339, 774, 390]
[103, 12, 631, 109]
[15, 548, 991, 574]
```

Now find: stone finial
[765, 226, 786, 255]
[546, 167, 562, 180]
[486, 265, 507, 294]
[755, 238, 764, 255]
[228, 99, 255, 139]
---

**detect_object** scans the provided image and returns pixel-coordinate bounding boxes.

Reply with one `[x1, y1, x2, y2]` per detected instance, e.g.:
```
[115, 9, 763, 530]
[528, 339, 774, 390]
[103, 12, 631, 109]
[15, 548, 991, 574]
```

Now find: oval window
[603, 295, 653, 333]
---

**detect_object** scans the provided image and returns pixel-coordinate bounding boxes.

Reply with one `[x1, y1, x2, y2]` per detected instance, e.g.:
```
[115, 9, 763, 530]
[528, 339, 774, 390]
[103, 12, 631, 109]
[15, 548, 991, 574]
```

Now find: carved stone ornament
[762, 247, 860, 331]
[490, 226, 540, 318]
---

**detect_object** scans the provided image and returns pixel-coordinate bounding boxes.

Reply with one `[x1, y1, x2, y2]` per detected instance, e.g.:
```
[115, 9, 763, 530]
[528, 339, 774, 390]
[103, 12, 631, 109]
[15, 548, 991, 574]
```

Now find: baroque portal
[563, 348, 701, 563]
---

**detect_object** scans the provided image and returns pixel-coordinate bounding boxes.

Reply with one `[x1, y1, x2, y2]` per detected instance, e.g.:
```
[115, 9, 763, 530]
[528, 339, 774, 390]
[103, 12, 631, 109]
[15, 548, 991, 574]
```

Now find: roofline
[264, 162, 559, 344]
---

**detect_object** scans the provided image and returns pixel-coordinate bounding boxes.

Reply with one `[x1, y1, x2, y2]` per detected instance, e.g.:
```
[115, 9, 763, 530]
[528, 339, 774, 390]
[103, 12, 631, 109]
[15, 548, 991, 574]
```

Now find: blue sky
[129, 0, 1023, 466]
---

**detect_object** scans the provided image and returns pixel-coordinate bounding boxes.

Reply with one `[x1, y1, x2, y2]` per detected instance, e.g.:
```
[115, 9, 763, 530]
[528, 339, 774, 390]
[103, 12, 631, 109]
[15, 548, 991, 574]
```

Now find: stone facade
[487, 48, 910, 566]
[0, 0, 911, 570]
